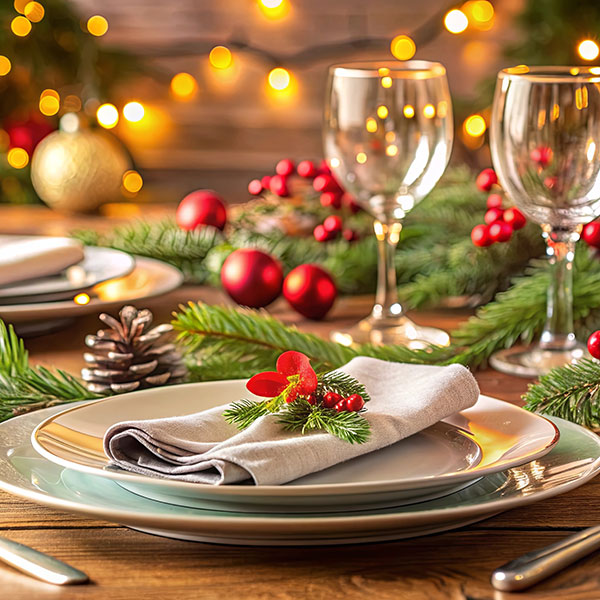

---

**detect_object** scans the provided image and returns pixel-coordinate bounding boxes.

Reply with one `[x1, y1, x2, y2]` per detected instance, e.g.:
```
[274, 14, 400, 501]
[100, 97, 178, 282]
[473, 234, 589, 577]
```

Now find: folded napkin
[104, 358, 480, 486]
[0, 236, 84, 286]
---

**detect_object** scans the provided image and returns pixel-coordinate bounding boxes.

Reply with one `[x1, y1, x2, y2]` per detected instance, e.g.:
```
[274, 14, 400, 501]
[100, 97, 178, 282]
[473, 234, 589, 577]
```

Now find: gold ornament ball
[31, 114, 131, 213]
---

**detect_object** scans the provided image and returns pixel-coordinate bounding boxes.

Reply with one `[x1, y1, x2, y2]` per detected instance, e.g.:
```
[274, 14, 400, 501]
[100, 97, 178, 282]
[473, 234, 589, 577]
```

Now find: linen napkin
[0, 236, 84, 286]
[104, 358, 480, 486]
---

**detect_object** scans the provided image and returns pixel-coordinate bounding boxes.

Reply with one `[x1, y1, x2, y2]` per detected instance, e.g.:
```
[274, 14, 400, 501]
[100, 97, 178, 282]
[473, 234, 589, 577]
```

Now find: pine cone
[81, 305, 187, 394]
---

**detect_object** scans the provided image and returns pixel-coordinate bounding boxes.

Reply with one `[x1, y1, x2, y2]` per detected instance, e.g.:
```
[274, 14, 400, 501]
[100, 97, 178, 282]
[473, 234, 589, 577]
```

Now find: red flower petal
[246, 372, 288, 397]
[276, 351, 317, 395]
[296, 369, 318, 395]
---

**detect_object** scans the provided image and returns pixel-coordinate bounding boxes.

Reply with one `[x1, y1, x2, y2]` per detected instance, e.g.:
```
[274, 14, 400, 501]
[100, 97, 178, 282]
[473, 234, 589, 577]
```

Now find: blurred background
[1, 0, 599, 207]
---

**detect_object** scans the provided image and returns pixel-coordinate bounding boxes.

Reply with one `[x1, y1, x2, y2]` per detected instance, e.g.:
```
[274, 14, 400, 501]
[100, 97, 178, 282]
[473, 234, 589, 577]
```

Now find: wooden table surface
[0, 208, 598, 599]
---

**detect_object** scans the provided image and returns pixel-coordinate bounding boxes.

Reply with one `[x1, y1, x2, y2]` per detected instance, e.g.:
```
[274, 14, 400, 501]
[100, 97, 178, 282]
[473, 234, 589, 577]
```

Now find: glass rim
[329, 60, 447, 80]
[498, 65, 600, 83]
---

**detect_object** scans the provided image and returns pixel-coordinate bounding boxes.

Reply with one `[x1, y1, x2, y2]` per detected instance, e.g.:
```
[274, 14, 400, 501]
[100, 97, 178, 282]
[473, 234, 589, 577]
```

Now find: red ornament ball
[176, 190, 227, 231]
[276, 159, 295, 177]
[486, 193, 503, 209]
[283, 264, 337, 320]
[484, 207, 504, 225]
[582, 222, 600, 248]
[588, 331, 600, 359]
[248, 179, 263, 195]
[471, 224, 492, 247]
[323, 215, 343, 233]
[488, 221, 513, 243]
[221, 248, 283, 308]
[269, 174, 289, 197]
[503, 207, 527, 230]
[297, 160, 318, 178]
[476, 168, 498, 192]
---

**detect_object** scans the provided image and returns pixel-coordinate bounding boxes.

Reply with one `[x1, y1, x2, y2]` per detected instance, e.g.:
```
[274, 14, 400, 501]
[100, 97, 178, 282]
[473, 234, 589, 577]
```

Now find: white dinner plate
[1, 406, 598, 545]
[32, 382, 559, 512]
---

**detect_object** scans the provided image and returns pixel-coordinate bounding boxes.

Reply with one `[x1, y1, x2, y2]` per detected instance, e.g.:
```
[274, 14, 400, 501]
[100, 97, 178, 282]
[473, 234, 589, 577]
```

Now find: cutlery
[0, 535, 89, 585]
[491, 525, 600, 591]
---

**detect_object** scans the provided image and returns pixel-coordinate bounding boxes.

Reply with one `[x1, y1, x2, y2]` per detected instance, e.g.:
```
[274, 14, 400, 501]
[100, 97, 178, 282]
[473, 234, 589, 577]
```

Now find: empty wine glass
[490, 65, 600, 376]
[323, 61, 453, 347]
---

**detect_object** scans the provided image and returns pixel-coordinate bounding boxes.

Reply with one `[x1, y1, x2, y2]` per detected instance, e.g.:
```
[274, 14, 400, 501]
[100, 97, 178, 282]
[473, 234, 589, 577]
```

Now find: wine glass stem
[372, 219, 403, 320]
[539, 226, 580, 350]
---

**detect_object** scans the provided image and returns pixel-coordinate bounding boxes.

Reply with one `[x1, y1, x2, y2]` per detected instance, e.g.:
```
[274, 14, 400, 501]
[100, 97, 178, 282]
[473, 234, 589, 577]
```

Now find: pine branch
[316, 371, 371, 403]
[223, 398, 272, 429]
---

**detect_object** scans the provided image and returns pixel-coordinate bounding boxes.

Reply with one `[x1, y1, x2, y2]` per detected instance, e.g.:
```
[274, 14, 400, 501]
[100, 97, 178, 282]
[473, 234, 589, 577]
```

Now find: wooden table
[0, 237, 598, 599]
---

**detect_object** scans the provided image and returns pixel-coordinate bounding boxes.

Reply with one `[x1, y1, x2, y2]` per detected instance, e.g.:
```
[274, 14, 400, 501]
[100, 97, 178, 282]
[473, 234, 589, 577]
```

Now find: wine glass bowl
[323, 61, 453, 348]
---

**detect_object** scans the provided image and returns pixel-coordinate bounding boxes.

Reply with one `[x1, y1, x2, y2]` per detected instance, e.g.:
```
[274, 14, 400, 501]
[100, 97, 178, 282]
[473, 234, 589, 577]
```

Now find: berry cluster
[471, 168, 527, 247]
[319, 391, 365, 412]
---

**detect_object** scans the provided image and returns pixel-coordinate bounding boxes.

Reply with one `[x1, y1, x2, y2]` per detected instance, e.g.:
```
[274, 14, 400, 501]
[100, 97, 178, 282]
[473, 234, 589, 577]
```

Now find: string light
[24, 2, 45, 23]
[578, 40, 600, 61]
[73, 293, 90, 305]
[123, 101, 145, 122]
[444, 9, 468, 34]
[377, 105, 389, 118]
[209, 46, 233, 69]
[11, 15, 32, 36]
[171, 73, 198, 99]
[122, 170, 143, 193]
[0, 56, 11, 77]
[96, 103, 119, 128]
[390, 35, 416, 61]
[268, 67, 290, 91]
[463, 114, 487, 137]
[87, 15, 108, 37]
[7, 148, 29, 169]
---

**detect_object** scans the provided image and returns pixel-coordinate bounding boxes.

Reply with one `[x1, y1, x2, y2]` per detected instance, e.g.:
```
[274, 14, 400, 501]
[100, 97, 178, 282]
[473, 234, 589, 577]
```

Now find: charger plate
[1, 406, 598, 545]
[32, 382, 559, 512]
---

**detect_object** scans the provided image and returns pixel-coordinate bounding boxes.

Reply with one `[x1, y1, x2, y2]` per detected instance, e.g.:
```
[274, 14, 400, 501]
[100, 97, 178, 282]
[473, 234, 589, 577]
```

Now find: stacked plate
[1, 380, 599, 545]
[0, 235, 183, 331]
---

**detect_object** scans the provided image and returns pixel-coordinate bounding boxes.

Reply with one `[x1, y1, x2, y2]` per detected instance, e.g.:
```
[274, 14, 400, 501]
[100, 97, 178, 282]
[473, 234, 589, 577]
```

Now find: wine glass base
[489, 343, 588, 378]
[330, 315, 450, 349]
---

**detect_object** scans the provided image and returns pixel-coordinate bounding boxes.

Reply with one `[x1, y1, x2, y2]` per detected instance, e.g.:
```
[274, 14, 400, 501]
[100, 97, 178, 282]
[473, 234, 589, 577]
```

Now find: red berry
[488, 221, 513, 243]
[248, 179, 263, 195]
[261, 175, 272, 189]
[487, 193, 503, 209]
[476, 168, 498, 192]
[270, 174, 289, 197]
[323, 215, 343, 233]
[313, 174, 339, 193]
[322, 391, 342, 408]
[276, 159, 295, 177]
[588, 330, 600, 359]
[313, 224, 334, 242]
[531, 146, 552, 168]
[306, 394, 316, 405]
[345, 394, 364, 412]
[320, 191, 342, 209]
[297, 160, 318, 178]
[342, 193, 361, 213]
[319, 160, 332, 175]
[471, 224, 492, 247]
[484, 207, 504, 225]
[342, 228, 359, 242]
[583, 222, 600, 248]
[334, 400, 347, 412]
[503, 207, 527, 230]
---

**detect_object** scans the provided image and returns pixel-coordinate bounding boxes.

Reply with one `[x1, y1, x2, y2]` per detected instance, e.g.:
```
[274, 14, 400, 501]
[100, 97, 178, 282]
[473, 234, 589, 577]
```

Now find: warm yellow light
[268, 67, 290, 91]
[356, 152, 367, 164]
[366, 117, 378, 133]
[170, 72, 198, 99]
[377, 105, 389, 119]
[7, 148, 29, 169]
[578, 40, 600, 61]
[390, 35, 416, 61]
[386, 145, 399, 157]
[209, 46, 233, 69]
[0, 56, 11, 77]
[444, 9, 468, 34]
[471, 0, 494, 23]
[73, 293, 90, 305]
[123, 101, 145, 122]
[381, 76, 393, 88]
[330, 157, 340, 168]
[463, 114, 487, 137]
[122, 170, 143, 193]
[40, 88, 59, 100]
[87, 15, 108, 36]
[403, 104, 415, 118]
[13, 0, 29, 13]
[96, 103, 119, 128]
[258, 0, 289, 19]
[385, 131, 396, 142]
[378, 67, 390, 77]
[39, 96, 59, 116]
[11, 16, 32, 36]
[423, 104, 436, 119]
[24, 2, 44, 22]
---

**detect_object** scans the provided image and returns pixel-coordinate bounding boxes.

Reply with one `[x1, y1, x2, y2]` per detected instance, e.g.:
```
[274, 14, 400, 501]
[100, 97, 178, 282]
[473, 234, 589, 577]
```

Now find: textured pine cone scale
[81, 305, 187, 394]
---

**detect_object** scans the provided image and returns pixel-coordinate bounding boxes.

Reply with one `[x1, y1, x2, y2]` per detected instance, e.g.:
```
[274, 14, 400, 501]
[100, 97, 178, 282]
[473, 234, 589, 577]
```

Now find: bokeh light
[11, 16, 32, 36]
[423, 104, 436, 119]
[386, 145, 399, 157]
[463, 114, 487, 137]
[366, 117, 378, 133]
[470, 0, 494, 23]
[209, 46, 233, 69]
[578, 40, 600, 61]
[87, 15, 109, 37]
[377, 105, 389, 118]
[24, 2, 45, 22]
[63, 95, 82, 112]
[73, 293, 90, 305]
[123, 101, 145, 122]
[390, 35, 416, 61]
[0, 56, 11, 77]
[381, 76, 393, 88]
[96, 103, 119, 128]
[403, 105, 415, 118]
[444, 9, 468, 34]
[268, 67, 291, 91]
[356, 152, 367, 164]
[258, 0, 289, 19]
[7, 148, 29, 169]
[39, 96, 60, 116]
[13, 0, 29, 13]
[122, 170, 143, 193]
[170, 73, 198, 99]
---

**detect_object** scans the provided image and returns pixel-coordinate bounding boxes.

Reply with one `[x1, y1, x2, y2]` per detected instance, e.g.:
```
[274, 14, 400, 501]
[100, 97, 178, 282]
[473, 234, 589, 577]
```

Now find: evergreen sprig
[316, 371, 371, 404]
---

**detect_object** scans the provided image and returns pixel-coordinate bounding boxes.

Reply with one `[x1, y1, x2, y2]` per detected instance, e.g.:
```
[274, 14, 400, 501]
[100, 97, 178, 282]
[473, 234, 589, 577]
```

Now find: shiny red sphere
[503, 207, 527, 230]
[269, 174, 289, 197]
[484, 207, 504, 225]
[471, 224, 492, 247]
[313, 224, 333, 242]
[582, 222, 600, 248]
[588, 330, 600, 359]
[297, 160, 318, 178]
[176, 190, 227, 231]
[323, 215, 343, 233]
[486, 193, 503, 209]
[488, 221, 513, 243]
[276, 159, 295, 177]
[283, 264, 337, 320]
[476, 168, 498, 192]
[345, 394, 364, 412]
[247, 179, 263, 195]
[313, 174, 339, 193]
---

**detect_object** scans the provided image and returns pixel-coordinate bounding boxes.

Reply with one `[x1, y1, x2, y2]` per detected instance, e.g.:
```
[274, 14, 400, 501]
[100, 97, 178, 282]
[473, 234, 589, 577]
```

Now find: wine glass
[323, 61, 453, 348]
[490, 65, 600, 376]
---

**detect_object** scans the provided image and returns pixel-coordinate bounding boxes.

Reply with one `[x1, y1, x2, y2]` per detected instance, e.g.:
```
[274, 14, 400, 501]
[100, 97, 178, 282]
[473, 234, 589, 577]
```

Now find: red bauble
[471, 224, 492, 247]
[484, 207, 504, 225]
[487, 194, 503, 209]
[345, 394, 364, 412]
[503, 207, 527, 230]
[488, 221, 513, 243]
[176, 190, 227, 231]
[283, 264, 337, 320]
[313, 224, 334, 242]
[270, 174, 289, 197]
[221, 249, 283, 308]
[476, 168, 498, 192]
[313, 174, 339, 193]
[248, 179, 263, 195]
[323, 215, 343, 233]
[297, 160, 317, 178]
[582, 222, 600, 248]
[320, 191, 342, 209]
[588, 331, 600, 359]
[276, 159, 295, 177]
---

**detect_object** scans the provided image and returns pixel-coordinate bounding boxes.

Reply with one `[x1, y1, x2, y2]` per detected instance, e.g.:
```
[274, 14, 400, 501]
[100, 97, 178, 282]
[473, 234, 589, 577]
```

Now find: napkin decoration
[224, 351, 371, 444]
